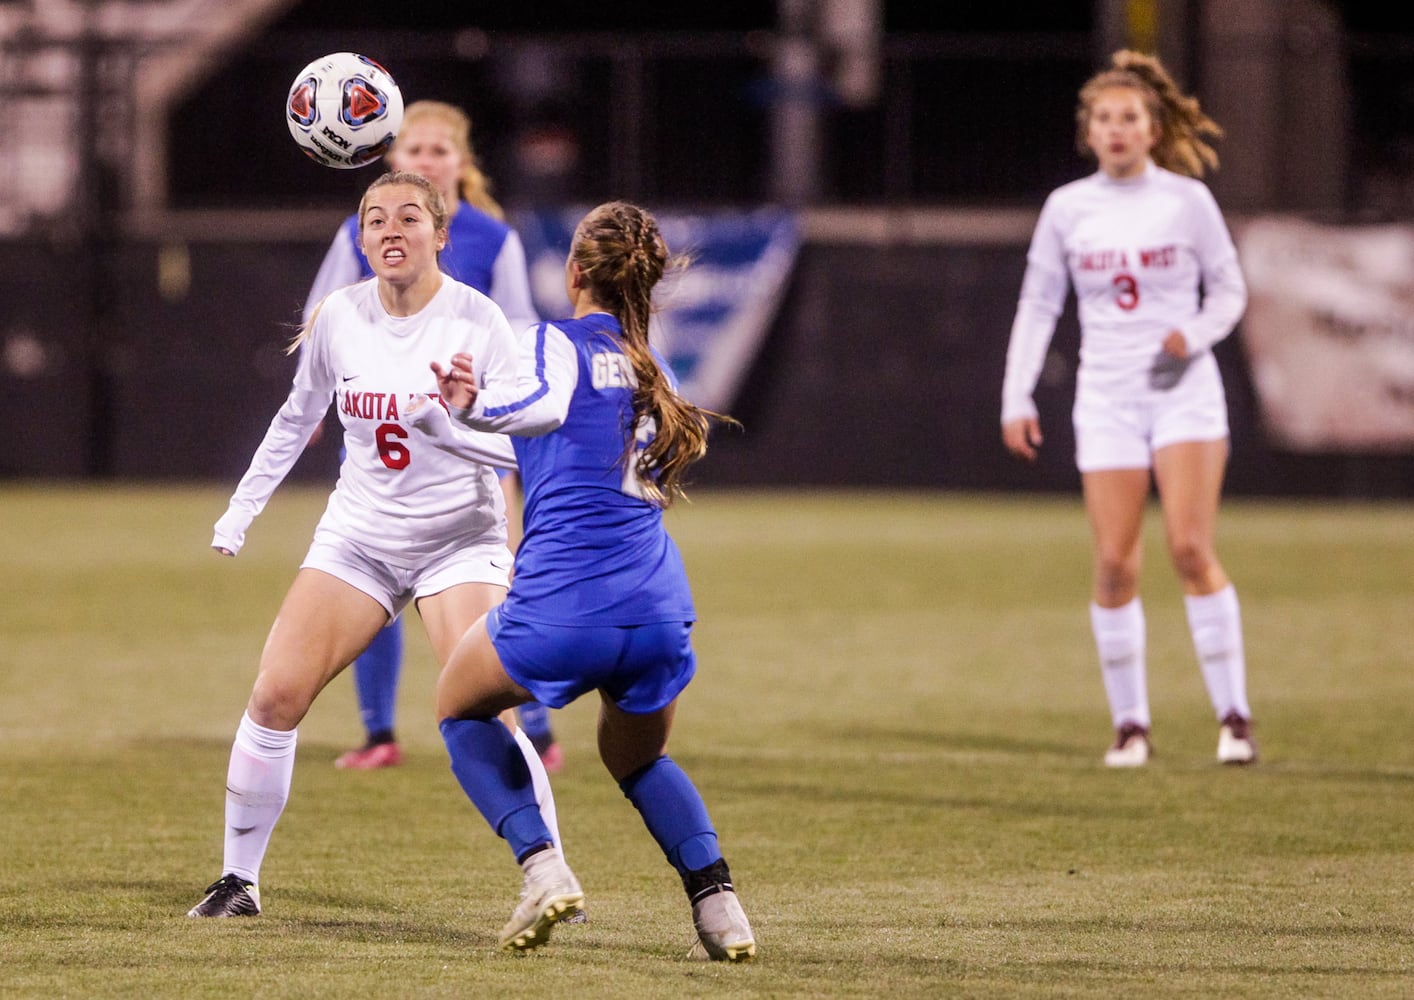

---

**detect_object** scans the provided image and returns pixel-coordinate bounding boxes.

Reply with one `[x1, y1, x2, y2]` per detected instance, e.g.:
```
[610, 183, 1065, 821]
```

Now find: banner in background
[1238, 217, 1414, 452]
[515, 207, 799, 412]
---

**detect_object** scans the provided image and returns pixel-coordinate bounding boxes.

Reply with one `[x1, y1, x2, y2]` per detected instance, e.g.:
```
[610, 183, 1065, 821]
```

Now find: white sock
[222, 712, 297, 884]
[513, 725, 564, 860]
[1185, 585, 1252, 721]
[1090, 599, 1150, 729]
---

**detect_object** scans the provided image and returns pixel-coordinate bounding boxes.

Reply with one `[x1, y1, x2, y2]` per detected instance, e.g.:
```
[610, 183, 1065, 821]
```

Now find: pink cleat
[334, 741, 403, 770]
[538, 742, 565, 774]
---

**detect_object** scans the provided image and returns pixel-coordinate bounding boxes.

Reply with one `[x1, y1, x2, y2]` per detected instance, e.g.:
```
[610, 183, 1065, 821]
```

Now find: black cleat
[187, 874, 261, 917]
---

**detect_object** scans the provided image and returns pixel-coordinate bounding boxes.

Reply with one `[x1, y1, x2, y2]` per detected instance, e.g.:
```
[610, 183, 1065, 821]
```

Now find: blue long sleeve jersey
[447, 312, 696, 627]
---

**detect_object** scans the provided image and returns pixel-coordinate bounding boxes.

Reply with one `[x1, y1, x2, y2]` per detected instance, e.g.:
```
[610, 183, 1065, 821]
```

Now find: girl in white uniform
[303, 100, 562, 773]
[188, 171, 564, 918]
[1001, 50, 1256, 768]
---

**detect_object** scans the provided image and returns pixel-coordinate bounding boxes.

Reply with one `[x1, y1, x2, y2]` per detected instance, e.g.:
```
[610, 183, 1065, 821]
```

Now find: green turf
[1, 484, 1411, 998]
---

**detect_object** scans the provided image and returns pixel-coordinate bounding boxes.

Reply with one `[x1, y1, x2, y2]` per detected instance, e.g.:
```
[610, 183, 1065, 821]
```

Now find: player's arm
[435, 322, 577, 436]
[404, 394, 518, 469]
[303, 217, 364, 324]
[487, 230, 541, 335]
[409, 294, 535, 464]
[296, 221, 361, 449]
[212, 314, 335, 556]
[1174, 186, 1248, 355]
[1002, 197, 1068, 459]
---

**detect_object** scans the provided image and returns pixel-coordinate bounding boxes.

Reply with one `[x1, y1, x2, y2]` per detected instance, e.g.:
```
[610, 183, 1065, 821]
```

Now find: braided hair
[569, 201, 737, 507]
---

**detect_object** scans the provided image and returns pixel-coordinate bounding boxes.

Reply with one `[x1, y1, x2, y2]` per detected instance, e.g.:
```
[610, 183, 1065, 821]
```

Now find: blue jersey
[456, 312, 696, 627]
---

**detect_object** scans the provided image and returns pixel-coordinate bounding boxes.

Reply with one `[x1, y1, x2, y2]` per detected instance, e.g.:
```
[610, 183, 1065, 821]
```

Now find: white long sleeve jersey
[214, 276, 518, 567]
[1001, 161, 1247, 424]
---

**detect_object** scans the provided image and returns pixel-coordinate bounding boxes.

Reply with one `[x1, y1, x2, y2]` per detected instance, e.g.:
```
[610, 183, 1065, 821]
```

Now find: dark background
[5, 2, 1413, 495]
[162, 2, 1414, 215]
[167, 4, 1097, 212]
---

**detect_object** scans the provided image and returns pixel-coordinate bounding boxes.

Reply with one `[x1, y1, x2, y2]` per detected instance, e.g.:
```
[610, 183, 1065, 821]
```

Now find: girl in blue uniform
[304, 100, 562, 771]
[418, 201, 756, 961]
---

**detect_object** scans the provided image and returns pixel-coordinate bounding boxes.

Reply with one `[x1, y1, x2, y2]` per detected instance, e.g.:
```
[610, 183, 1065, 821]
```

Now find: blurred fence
[695, 221, 1414, 499]
[3, 216, 1411, 497]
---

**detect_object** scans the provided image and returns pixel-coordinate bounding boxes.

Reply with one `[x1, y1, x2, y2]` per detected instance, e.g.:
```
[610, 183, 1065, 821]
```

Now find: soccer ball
[286, 52, 403, 169]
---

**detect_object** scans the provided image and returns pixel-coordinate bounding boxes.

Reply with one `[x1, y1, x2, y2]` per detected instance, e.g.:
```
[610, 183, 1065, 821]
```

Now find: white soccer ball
[285, 51, 404, 169]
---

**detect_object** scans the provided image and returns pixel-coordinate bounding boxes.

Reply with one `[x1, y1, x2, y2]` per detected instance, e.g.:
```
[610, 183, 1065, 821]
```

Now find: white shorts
[301, 534, 512, 620]
[1072, 359, 1229, 472]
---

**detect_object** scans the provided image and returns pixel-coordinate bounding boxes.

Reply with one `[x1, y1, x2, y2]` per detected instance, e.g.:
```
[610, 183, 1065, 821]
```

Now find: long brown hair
[1076, 50, 1224, 178]
[569, 201, 737, 507]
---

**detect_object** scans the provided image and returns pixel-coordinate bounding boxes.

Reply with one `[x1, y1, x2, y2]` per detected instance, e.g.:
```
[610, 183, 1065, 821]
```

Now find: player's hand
[1002, 416, 1043, 462]
[430, 352, 478, 409]
[405, 393, 448, 434]
[1149, 330, 1192, 390]
[211, 507, 251, 556]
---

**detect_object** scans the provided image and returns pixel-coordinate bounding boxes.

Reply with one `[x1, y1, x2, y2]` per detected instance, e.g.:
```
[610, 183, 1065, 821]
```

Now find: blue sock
[354, 618, 402, 743]
[517, 701, 553, 745]
[618, 756, 721, 875]
[440, 716, 553, 861]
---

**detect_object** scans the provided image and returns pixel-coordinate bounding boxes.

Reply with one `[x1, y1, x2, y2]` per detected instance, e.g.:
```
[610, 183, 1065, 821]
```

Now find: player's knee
[1167, 534, 1214, 583]
[433, 680, 461, 725]
[1094, 553, 1139, 600]
[434, 671, 509, 724]
[248, 673, 313, 730]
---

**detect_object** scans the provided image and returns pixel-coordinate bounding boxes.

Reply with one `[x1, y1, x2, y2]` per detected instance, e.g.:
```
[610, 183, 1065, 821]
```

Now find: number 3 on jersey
[1113, 271, 1140, 310]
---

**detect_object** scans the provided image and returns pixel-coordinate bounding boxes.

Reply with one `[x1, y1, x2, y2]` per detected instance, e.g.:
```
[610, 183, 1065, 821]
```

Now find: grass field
[1, 483, 1411, 998]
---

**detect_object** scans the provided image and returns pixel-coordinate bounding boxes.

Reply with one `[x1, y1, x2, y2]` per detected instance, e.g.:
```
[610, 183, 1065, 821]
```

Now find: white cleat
[1217, 712, 1257, 765]
[498, 847, 584, 952]
[687, 889, 756, 962]
[1103, 722, 1151, 768]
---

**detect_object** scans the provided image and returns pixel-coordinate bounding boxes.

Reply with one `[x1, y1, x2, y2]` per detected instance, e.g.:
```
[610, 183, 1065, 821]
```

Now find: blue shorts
[487, 605, 696, 714]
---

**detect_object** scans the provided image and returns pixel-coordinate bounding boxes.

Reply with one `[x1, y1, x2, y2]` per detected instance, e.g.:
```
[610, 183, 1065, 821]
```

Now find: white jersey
[1001, 161, 1247, 424]
[213, 276, 519, 568]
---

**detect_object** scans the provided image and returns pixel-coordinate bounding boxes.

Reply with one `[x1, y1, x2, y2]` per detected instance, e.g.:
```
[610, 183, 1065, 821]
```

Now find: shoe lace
[204, 874, 249, 896]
